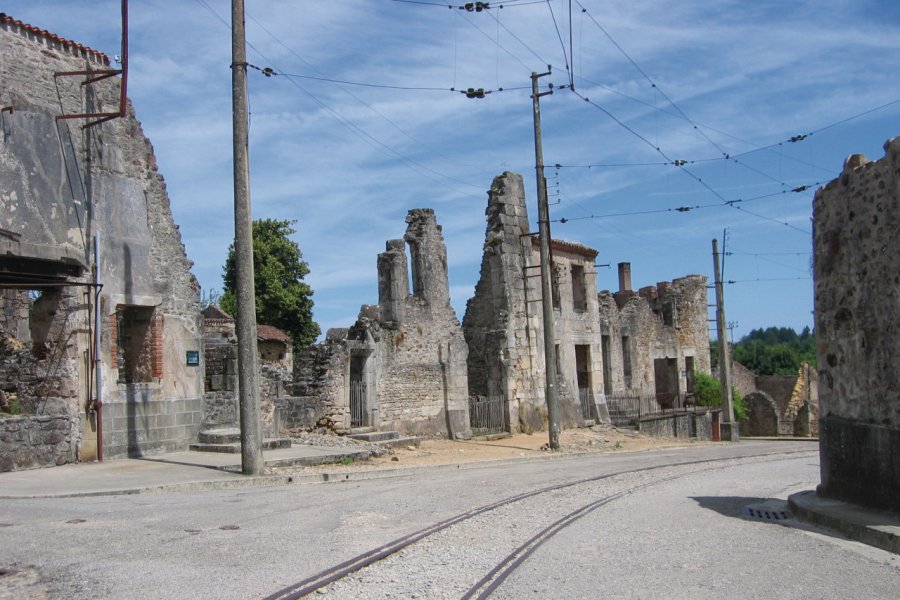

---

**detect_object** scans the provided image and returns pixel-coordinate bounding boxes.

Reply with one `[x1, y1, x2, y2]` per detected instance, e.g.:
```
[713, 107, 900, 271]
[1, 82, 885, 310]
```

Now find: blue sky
[8, 0, 899, 342]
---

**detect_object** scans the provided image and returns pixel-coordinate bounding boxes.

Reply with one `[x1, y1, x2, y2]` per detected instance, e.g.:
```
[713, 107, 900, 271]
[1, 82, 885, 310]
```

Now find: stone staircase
[346, 427, 419, 449]
[189, 428, 292, 454]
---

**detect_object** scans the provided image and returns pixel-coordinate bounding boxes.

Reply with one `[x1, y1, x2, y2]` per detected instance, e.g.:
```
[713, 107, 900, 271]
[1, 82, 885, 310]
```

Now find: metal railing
[350, 380, 368, 428]
[469, 395, 507, 435]
[605, 392, 699, 427]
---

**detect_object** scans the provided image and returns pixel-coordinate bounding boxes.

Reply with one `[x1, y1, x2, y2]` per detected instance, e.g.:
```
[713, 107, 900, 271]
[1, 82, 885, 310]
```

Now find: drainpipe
[93, 233, 103, 461]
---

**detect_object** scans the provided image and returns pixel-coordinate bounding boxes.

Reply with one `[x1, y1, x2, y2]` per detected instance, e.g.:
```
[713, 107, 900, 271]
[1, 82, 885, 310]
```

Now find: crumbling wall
[374, 209, 470, 436]
[600, 267, 711, 404]
[813, 138, 900, 511]
[0, 15, 203, 463]
[463, 173, 549, 433]
[295, 209, 470, 438]
[731, 361, 758, 398]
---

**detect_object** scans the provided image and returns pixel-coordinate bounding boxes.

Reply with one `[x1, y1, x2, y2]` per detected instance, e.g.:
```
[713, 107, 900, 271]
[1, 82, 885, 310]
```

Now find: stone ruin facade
[462, 172, 712, 436]
[813, 137, 899, 512]
[598, 262, 711, 405]
[736, 362, 819, 438]
[290, 209, 471, 438]
[0, 15, 203, 470]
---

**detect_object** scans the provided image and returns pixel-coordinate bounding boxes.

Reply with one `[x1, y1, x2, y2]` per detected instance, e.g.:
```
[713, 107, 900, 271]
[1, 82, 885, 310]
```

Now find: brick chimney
[618, 262, 632, 293]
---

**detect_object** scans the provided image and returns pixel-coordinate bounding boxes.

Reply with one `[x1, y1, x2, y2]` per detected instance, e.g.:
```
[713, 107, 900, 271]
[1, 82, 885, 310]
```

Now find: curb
[788, 490, 900, 555]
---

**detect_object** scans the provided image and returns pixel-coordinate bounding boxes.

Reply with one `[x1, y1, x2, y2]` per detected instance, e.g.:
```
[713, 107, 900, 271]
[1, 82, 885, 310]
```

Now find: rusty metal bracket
[54, 0, 128, 128]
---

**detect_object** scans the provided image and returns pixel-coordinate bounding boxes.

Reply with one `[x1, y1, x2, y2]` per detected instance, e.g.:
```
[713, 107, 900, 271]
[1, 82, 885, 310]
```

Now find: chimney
[618, 262, 632, 293]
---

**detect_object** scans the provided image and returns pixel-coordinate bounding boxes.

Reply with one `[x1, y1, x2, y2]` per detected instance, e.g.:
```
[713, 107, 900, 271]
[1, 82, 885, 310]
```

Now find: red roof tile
[257, 325, 291, 344]
[0, 13, 110, 65]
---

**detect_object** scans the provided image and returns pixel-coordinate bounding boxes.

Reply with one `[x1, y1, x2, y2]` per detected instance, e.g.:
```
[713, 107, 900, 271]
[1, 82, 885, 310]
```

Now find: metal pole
[94, 234, 103, 462]
[712, 238, 737, 441]
[531, 70, 560, 450]
[231, 0, 264, 474]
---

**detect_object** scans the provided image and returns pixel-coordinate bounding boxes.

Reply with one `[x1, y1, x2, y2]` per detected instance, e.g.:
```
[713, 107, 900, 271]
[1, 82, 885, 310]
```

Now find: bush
[693, 371, 746, 421]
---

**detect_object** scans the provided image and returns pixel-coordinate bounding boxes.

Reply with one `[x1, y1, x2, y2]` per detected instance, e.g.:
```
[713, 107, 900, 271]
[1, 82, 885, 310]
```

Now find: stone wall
[599, 267, 711, 404]
[813, 138, 900, 511]
[462, 172, 712, 435]
[731, 361, 758, 398]
[0, 15, 203, 463]
[0, 415, 80, 471]
[294, 209, 470, 438]
[463, 173, 560, 433]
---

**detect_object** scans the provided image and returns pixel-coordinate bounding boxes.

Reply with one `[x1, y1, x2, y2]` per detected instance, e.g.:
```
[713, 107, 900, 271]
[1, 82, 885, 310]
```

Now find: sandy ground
[279, 425, 711, 475]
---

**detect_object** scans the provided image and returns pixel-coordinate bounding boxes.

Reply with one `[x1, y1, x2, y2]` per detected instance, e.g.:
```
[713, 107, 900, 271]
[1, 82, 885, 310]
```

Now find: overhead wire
[545, 1, 571, 86]
[194, 0, 490, 194]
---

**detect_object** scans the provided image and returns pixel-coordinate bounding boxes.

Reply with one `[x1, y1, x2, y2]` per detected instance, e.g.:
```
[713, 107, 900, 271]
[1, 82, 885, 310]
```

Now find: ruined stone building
[733, 361, 819, 438]
[0, 15, 203, 470]
[813, 137, 899, 511]
[598, 263, 711, 405]
[200, 305, 293, 434]
[462, 172, 712, 436]
[290, 209, 471, 438]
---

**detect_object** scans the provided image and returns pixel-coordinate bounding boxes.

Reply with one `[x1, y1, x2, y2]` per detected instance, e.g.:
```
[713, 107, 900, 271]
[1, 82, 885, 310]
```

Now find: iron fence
[350, 380, 368, 428]
[469, 395, 507, 435]
[605, 392, 700, 427]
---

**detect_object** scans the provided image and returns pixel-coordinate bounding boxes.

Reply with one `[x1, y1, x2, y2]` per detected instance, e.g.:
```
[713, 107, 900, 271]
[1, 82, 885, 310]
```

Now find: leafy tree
[712, 326, 816, 376]
[693, 370, 747, 420]
[221, 219, 320, 348]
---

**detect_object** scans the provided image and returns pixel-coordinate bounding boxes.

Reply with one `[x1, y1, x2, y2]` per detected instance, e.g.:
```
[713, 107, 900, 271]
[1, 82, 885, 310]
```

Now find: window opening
[116, 305, 158, 383]
[571, 264, 587, 312]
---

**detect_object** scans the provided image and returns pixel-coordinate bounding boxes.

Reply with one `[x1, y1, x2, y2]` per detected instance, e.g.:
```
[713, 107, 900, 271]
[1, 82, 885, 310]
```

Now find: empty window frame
[571, 264, 587, 312]
[114, 305, 161, 383]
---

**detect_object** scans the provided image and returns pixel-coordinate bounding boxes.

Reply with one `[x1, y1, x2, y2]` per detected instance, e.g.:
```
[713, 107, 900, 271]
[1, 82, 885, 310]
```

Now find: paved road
[2, 441, 897, 598]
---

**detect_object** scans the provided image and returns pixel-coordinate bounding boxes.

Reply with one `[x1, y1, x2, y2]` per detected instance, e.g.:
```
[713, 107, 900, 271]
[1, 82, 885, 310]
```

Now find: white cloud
[8, 0, 898, 341]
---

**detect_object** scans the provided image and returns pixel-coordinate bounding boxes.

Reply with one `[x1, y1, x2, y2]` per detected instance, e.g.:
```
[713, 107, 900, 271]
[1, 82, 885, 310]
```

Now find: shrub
[693, 371, 746, 421]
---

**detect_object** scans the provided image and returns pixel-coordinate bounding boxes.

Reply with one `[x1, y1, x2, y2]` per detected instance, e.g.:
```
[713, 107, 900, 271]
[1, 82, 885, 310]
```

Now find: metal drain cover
[743, 500, 792, 521]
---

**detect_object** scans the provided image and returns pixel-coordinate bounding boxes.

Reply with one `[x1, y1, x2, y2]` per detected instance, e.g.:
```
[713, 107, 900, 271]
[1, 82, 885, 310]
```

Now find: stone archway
[742, 391, 781, 437]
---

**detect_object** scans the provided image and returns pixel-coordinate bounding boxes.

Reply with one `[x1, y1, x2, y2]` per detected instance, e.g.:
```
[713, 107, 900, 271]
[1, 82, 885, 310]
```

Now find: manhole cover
[743, 500, 792, 521]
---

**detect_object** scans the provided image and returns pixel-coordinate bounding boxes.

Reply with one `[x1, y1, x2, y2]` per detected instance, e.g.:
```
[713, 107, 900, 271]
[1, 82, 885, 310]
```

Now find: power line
[245, 12, 495, 177]
[726, 277, 810, 284]
[544, 1, 571, 86]
[729, 98, 900, 161]
[193, 0, 487, 194]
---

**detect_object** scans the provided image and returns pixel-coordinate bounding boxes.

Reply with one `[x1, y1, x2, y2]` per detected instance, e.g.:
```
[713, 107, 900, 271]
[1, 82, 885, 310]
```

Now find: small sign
[186, 350, 200, 366]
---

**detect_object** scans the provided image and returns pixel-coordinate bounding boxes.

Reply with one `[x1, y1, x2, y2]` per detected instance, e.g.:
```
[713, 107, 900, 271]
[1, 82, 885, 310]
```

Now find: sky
[7, 0, 899, 342]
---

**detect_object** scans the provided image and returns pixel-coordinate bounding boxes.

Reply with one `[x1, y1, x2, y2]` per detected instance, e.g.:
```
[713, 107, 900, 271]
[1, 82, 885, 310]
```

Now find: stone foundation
[0, 415, 80, 471]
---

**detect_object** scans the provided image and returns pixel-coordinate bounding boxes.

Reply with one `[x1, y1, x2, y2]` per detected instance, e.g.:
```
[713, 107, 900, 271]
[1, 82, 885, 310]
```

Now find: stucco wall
[0, 17, 202, 462]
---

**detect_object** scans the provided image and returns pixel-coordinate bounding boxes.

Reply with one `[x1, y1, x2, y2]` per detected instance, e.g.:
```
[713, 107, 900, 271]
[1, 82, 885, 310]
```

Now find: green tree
[693, 371, 747, 420]
[221, 219, 320, 348]
[732, 326, 816, 375]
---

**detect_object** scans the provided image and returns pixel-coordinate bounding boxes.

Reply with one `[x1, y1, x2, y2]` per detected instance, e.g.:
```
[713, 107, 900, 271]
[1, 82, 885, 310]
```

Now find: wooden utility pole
[712, 238, 738, 441]
[231, 0, 264, 474]
[531, 69, 560, 450]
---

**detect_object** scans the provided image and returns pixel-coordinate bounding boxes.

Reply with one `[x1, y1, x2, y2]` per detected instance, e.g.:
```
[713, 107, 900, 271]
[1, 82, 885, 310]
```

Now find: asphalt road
[2, 441, 897, 599]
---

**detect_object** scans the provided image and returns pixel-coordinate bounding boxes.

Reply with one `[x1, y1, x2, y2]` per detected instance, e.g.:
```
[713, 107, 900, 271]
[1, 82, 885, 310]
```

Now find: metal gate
[578, 388, 594, 420]
[350, 380, 368, 428]
[469, 395, 507, 435]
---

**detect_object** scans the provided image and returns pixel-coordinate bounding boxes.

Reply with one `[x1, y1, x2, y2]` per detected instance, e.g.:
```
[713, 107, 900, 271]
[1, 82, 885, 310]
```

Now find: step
[347, 430, 400, 443]
[198, 428, 241, 445]
[347, 426, 375, 435]
[189, 437, 292, 453]
[370, 435, 420, 449]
